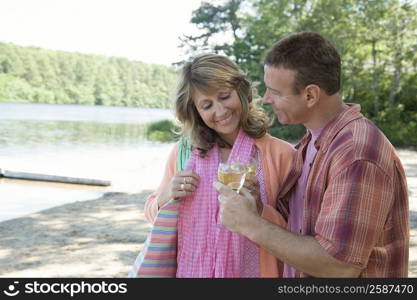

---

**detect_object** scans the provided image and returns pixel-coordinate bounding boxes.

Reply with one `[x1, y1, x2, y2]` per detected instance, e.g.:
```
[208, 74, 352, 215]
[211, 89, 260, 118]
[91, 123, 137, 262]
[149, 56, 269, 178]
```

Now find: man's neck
[304, 95, 347, 131]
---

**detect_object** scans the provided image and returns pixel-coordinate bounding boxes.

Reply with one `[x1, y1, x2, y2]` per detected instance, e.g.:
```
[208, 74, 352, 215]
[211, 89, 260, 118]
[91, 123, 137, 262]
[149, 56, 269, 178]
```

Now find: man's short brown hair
[264, 32, 341, 95]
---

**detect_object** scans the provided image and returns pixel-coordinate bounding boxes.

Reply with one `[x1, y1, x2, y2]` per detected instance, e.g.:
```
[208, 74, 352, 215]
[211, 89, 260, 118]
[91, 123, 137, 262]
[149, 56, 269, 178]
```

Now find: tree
[0, 42, 178, 108]
[181, 0, 417, 146]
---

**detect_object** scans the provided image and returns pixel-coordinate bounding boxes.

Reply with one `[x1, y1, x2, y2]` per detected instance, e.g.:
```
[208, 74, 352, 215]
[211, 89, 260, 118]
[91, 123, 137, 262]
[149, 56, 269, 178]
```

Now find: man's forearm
[244, 216, 362, 277]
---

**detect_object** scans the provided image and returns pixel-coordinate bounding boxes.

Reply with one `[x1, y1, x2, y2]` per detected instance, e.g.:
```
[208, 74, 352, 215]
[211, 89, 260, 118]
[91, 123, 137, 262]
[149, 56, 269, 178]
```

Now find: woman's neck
[219, 129, 239, 146]
[219, 147, 232, 163]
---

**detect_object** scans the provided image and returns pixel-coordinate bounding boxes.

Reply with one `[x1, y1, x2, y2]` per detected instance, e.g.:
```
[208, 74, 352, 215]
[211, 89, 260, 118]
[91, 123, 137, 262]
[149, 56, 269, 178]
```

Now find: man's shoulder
[340, 116, 391, 151]
[330, 117, 396, 171]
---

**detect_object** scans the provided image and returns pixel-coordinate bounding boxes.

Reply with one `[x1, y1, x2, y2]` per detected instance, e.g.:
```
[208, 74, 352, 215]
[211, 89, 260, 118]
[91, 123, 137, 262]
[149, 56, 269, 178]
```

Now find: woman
[143, 54, 294, 277]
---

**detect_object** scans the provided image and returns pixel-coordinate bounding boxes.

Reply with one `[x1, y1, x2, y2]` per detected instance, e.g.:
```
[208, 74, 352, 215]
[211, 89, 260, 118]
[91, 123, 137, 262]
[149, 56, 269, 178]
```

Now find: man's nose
[262, 91, 271, 104]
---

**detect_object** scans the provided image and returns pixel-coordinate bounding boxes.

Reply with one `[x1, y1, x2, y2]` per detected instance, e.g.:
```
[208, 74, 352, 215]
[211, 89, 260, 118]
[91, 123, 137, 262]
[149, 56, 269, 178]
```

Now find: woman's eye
[202, 103, 212, 110]
[219, 94, 230, 100]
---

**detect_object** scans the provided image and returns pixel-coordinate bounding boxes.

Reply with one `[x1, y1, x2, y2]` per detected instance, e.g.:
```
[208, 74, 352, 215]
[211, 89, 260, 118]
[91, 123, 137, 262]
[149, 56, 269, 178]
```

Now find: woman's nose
[214, 102, 227, 116]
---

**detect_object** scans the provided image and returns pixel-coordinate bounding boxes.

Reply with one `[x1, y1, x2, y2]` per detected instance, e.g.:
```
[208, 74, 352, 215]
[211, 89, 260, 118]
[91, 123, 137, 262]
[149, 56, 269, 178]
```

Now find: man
[214, 32, 409, 277]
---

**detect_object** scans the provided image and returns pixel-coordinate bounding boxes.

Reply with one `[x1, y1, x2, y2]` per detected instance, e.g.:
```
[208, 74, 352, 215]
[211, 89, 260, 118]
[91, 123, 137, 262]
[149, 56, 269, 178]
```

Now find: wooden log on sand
[0, 168, 111, 186]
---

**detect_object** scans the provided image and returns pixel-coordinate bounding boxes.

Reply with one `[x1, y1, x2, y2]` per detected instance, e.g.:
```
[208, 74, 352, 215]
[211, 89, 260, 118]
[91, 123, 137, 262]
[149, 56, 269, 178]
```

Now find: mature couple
[139, 32, 409, 278]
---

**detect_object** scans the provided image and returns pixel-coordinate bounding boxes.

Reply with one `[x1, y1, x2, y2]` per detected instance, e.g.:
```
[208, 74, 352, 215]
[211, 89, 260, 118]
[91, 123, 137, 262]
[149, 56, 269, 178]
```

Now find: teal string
[177, 137, 191, 172]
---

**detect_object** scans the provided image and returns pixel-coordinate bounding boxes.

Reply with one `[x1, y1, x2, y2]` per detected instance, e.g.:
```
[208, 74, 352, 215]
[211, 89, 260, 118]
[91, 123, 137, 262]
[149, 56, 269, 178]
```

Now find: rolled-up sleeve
[314, 160, 393, 268]
[143, 144, 178, 223]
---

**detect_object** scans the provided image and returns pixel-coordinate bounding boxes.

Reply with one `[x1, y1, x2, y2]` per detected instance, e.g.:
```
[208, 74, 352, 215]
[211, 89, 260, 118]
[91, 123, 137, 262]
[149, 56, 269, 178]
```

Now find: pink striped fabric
[176, 129, 263, 277]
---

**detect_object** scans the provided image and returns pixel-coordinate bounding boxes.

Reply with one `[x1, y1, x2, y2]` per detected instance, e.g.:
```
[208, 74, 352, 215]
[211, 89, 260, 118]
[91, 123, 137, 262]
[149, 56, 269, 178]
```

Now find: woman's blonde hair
[175, 53, 270, 156]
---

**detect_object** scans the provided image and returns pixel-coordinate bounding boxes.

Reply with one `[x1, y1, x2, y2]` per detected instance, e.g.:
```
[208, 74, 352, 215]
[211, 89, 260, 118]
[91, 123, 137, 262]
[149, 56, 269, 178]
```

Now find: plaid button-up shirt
[277, 103, 409, 277]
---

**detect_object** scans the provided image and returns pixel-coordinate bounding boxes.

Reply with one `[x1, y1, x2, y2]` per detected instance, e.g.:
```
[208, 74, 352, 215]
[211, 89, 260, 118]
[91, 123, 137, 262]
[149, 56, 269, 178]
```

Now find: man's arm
[245, 214, 362, 277]
[215, 182, 362, 277]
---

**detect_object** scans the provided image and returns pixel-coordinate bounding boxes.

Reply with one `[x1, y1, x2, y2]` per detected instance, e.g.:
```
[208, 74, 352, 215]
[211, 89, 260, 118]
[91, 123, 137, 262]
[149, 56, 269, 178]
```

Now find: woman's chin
[217, 127, 240, 142]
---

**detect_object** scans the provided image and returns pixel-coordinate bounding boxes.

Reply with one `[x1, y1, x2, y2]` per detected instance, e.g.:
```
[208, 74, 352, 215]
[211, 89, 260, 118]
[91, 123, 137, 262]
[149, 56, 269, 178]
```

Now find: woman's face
[193, 88, 242, 145]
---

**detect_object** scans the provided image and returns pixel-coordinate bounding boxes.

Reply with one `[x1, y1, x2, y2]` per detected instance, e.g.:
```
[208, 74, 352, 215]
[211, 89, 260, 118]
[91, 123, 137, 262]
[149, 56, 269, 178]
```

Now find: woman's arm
[143, 144, 200, 223]
[143, 144, 178, 223]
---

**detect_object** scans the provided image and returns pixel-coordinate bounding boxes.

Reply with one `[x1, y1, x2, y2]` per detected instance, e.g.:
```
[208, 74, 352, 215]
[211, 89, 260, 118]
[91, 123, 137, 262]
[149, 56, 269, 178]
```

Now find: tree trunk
[389, 10, 405, 106]
[371, 39, 380, 115]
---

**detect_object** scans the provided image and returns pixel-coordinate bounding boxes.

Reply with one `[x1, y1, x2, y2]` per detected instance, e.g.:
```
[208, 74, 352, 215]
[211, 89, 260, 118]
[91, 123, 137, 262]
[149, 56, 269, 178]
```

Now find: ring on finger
[180, 183, 185, 190]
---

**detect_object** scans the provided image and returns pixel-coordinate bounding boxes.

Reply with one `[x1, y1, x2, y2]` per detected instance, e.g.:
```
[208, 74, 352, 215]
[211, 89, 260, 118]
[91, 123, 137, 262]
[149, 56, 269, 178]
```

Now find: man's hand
[214, 181, 261, 235]
[241, 173, 263, 215]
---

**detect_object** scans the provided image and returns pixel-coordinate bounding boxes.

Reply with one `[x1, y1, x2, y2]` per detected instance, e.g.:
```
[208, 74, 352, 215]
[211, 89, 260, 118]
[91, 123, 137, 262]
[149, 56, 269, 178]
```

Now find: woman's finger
[172, 190, 187, 199]
[172, 189, 195, 199]
[178, 183, 195, 192]
[175, 171, 200, 187]
[184, 177, 199, 188]
[178, 171, 200, 181]
[174, 176, 199, 189]
[172, 182, 195, 195]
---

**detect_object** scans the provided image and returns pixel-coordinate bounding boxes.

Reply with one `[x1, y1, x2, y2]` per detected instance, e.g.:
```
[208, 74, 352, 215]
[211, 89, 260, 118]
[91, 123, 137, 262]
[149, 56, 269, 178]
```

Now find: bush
[373, 105, 417, 147]
[148, 130, 174, 142]
[268, 122, 306, 144]
[146, 119, 178, 143]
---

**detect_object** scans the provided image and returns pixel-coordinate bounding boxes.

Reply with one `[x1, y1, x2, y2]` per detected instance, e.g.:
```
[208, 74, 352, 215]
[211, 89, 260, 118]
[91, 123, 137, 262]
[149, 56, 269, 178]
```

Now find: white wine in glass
[217, 162, 247, 192]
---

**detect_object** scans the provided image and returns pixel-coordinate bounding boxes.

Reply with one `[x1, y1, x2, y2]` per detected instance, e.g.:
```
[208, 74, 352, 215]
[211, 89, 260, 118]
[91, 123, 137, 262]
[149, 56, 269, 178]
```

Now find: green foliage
[268, 122, 306, 143]
[0, 42, 178, 108]
[182, 0, 417, 147]
[374, 105, 417, 147]
[146, 119, 178, 143]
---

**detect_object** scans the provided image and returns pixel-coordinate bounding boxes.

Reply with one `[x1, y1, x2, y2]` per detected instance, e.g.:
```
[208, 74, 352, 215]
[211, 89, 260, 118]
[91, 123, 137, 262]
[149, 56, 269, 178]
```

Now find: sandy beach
[0, 149, 416, 278]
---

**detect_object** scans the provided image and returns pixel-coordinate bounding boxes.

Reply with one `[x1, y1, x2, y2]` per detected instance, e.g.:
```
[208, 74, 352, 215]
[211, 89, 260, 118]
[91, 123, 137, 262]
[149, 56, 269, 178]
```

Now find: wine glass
[245, 157, 257, 175]
[217, 158, 255, 193]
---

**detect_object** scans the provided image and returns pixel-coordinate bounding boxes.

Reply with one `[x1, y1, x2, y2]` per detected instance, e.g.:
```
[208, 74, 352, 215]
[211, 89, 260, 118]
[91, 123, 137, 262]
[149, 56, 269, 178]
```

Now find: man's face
[263, 65, 308, 125]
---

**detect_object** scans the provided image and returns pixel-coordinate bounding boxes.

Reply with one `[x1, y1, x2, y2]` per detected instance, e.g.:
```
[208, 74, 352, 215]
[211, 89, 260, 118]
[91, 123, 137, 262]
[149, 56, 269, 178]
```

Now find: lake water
[0, 102, 175, 222]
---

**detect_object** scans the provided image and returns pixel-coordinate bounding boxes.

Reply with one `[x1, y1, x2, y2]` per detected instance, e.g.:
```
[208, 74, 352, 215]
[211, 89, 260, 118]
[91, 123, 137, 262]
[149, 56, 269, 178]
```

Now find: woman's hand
[242, 173, 263, 215]
[157, 171, 200, 208]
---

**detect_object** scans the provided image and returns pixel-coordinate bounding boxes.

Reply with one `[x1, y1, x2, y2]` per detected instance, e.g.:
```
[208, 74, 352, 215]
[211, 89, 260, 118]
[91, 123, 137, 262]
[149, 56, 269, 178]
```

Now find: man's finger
[218, 194, 228, 204]
[213, 181, 236, 197]
[244, 173, 257, 183]
[239, 186, 253, 200]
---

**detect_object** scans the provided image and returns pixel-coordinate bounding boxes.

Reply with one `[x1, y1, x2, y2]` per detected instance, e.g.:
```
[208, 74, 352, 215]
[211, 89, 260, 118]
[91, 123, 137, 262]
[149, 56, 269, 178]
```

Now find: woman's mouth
[216, 113, 233, 126]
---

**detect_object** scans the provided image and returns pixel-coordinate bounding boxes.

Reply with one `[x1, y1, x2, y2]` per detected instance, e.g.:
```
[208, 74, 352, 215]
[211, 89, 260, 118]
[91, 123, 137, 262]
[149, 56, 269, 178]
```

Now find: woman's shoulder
[170, 142, 179, 155]
[165, 142, 179, 165]
[255, 134, 295, 155]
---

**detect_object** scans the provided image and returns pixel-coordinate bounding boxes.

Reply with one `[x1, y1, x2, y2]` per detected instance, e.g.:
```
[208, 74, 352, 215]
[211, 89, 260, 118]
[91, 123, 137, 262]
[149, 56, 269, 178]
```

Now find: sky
[0, 0, 206, 66]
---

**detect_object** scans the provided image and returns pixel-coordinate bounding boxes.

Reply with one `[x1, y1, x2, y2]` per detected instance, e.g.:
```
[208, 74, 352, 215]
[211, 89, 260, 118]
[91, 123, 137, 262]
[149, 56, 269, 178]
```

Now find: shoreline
[0, 191, 153, 278]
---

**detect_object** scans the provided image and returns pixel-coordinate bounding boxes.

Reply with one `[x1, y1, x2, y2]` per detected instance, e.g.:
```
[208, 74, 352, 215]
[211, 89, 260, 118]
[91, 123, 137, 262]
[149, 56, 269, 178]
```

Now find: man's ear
[304, 84, 320, 108]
